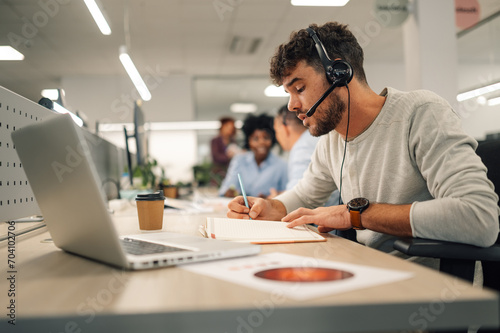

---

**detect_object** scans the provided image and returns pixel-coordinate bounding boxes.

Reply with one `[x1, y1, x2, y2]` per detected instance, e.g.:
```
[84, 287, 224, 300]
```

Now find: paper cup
[135, 191, 165, 231]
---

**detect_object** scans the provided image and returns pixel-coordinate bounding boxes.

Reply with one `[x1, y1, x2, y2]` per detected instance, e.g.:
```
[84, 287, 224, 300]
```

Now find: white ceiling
[1, 0, 500, 123]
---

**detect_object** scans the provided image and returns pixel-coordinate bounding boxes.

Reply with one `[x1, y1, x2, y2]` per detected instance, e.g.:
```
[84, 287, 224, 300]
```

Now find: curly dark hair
[241, 113, 276, 150]
[270, 22, 367, 86]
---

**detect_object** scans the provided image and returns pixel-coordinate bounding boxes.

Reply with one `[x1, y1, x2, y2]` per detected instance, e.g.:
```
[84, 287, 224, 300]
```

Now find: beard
[308, 92, 346, 137]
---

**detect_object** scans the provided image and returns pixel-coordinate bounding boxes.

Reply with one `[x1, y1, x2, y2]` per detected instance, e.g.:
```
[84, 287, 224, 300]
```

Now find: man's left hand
[282, 205, 351, 232]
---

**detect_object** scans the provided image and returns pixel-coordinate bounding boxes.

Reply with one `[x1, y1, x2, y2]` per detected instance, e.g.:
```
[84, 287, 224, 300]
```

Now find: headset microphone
[306, 82, 337, 117]
[305, 28, 353, 118]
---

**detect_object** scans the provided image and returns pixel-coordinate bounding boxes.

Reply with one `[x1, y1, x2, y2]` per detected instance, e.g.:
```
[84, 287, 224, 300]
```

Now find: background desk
[1, 200, 498, 333]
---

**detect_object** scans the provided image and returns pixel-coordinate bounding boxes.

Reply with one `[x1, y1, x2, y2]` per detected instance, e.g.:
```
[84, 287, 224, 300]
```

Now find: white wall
[148, 131, 198, 184]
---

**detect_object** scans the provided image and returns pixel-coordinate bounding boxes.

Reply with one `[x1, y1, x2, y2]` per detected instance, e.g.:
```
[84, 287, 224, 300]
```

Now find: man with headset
[226, 22, 499, 256]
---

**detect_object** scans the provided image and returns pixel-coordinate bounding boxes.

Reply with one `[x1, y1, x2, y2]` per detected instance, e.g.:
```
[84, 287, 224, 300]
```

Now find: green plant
[133, 158, 158, 189]
[193, 162, 225, 187]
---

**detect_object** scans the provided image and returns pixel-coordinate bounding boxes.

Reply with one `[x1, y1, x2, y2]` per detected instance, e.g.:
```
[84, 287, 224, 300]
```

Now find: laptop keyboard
[121, 238, 191, 256]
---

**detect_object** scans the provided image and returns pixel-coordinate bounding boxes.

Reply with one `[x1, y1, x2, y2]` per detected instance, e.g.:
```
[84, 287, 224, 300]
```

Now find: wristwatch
[347, 197, 370, 230]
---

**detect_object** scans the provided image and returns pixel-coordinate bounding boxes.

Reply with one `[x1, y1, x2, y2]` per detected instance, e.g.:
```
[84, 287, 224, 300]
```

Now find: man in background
[271, 104, 341, 206]
[270, 104, 319, 196]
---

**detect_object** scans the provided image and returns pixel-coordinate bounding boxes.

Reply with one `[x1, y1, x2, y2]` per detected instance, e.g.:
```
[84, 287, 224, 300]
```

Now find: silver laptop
[12, 114, 260, 270]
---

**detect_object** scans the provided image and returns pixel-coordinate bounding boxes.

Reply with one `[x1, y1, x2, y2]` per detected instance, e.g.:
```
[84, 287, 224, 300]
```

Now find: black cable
[338, 84, 350, 205]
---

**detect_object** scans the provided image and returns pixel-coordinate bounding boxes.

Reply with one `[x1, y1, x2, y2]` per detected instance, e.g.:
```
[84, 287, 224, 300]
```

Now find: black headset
[306, 27, 354, 207]
[305, 27, 353, 117]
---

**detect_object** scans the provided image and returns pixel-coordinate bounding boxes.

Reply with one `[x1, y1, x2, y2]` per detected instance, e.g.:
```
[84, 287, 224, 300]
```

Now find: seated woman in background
[210, 117, 240, 184]
[218, 113, 287, 198]
[211, 117, 238, 168]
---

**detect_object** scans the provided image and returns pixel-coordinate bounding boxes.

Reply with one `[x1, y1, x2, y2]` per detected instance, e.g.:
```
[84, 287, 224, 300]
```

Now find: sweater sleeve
[408, 101, 499, 247]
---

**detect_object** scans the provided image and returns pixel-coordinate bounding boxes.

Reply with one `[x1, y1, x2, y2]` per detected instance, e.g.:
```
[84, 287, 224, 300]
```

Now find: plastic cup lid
[135, 191, 165, 201]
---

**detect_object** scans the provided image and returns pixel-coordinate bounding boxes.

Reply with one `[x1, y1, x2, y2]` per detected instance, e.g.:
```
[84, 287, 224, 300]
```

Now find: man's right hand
[227, 196, 287, 221]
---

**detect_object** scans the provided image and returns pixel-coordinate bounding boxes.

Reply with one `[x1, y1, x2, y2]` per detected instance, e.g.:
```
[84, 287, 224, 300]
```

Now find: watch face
[348, 197, 369, 210]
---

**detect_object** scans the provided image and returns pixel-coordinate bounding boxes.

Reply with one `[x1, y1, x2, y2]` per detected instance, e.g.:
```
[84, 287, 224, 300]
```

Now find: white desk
[1, 200, 498, 332]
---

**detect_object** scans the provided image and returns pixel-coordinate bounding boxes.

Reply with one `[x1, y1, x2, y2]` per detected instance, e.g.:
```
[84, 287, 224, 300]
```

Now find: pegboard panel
[0, 86, 57, 222]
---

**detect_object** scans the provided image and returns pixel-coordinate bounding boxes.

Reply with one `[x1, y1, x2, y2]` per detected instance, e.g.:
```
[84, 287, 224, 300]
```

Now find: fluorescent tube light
[488, 96, 500, 106]
[0, 46, 24, 60]
[83, 0, 112, 35]
[264, 85, 289, 97]
[230, 103, 257, 113]
[291, 0, 350, 6]
[457, 82, 500, 102]
[53, 102, 84, 127]
[119, 46, 152, 101]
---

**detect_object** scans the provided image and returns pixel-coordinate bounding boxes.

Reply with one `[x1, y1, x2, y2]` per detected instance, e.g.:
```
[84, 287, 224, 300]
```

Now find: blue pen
[237, 173, 252, 220]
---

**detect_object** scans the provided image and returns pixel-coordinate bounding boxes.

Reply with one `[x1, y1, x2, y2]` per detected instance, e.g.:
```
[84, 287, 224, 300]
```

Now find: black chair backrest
[476, 139, 500, 244]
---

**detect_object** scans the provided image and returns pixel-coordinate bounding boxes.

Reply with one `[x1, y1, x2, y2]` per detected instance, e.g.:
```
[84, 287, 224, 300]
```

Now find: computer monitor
[134, 101, 148, 166]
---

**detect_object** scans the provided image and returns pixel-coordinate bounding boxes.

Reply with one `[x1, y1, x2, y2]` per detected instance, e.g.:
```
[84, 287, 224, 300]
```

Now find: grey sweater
[276, 87, 499, 254]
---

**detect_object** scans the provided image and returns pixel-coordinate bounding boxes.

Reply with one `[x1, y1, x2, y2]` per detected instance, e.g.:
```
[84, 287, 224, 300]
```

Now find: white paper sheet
[182, 252, 414, 301]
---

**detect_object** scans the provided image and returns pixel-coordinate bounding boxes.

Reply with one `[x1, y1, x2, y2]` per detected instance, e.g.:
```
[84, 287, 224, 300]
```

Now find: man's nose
[288, 95, 301, 112]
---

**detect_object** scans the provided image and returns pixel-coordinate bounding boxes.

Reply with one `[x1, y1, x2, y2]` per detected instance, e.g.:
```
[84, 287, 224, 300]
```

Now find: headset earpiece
[306, 28, 353, 87]
[328, 60, 353, 86]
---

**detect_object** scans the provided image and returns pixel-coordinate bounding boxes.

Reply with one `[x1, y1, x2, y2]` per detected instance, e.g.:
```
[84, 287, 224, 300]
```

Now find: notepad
[205, 217, 326, 244]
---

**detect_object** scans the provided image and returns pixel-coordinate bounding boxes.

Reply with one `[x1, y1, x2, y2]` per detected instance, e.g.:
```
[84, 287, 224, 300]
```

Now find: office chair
[393, 139, 500, 289]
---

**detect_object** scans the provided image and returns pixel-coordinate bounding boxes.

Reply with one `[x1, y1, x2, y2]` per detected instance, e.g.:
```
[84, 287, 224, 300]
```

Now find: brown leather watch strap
[350, 210, 365, 230]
